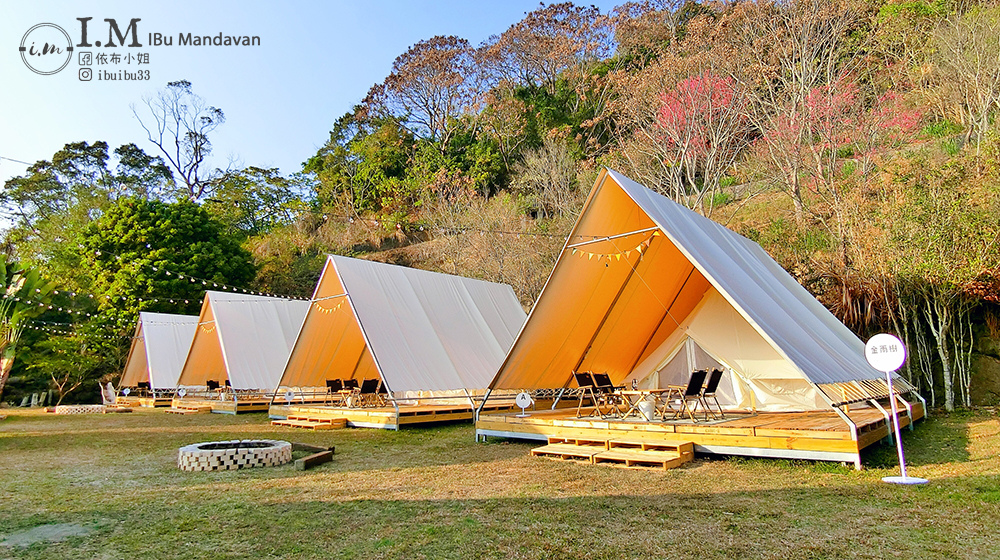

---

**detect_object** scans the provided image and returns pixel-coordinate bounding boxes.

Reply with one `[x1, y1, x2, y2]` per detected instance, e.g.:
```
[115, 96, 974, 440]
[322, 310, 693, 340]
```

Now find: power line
[0, 155, 34, 167]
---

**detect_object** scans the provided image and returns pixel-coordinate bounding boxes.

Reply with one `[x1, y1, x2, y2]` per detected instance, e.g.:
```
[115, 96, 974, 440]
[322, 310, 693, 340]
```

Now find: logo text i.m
[19, 23, 74, 75]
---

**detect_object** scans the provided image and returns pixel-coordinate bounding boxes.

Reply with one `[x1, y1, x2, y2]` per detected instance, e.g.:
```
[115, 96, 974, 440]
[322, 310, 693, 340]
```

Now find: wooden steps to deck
[531, 436, 694, 470]
[271, 415, 347, 430]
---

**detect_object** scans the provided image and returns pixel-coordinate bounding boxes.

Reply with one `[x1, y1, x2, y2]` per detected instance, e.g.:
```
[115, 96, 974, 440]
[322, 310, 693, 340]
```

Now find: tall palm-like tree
[0, 261, 55, 400]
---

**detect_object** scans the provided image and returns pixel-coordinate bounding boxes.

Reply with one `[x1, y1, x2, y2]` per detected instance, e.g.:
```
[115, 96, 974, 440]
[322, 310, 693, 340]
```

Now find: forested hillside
[3, 0, 1000, 409]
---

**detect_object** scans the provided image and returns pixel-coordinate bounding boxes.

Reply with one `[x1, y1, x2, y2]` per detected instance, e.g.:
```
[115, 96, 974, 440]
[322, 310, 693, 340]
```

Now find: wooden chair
[663, 369, 708, 422]
[700, 368, 725, 420]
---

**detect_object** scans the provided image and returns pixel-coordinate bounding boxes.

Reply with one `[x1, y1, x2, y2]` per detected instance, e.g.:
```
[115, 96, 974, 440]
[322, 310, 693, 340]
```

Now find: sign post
[515, 392, 533, 417]
[864, 333, 928, 485]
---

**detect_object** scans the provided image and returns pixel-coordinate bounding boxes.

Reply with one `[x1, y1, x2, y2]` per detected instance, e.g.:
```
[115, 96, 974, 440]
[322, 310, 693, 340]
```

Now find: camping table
[617, 389, 674, 420]
[337, 389, 357, 407]
[658, 384, 692, 419]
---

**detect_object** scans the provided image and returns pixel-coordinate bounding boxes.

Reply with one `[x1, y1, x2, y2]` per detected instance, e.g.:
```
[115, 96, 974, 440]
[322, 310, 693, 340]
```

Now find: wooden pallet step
[165, 406, 211, 414]
[546, 436, 609, 448]
[592, 448, 693, 470]
[271, 418, 346, 430]
[530, 443, 605, 461]
[607, 439, 694, 455]
[286, 416, 344, 424]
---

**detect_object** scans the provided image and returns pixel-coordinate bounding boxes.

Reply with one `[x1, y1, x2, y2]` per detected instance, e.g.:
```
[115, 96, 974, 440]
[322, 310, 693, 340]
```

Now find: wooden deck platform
[478, 401, 924, 469]
[170, 397, 271, 415]
[269, 400, 523, 430]
[117, 396, 173, 408]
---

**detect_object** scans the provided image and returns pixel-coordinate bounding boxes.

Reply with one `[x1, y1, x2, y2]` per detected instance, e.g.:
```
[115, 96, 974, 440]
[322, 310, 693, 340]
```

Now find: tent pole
[813, 381, 861, 469]
[572, 254, 643, 374]
[552, 388, 565, 410]
[625, 266, 696, 376]
[866, 398, 893, 444]
[565, 226, 659, 250]
[475, 388, 492, 425]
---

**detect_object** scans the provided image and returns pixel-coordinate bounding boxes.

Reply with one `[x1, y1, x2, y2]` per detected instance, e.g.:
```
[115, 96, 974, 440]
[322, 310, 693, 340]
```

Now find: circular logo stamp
[20, 23, 74, 75]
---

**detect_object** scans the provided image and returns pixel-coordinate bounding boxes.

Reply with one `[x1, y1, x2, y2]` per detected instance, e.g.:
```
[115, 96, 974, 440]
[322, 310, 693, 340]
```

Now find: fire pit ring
[177, 439, 291, 472]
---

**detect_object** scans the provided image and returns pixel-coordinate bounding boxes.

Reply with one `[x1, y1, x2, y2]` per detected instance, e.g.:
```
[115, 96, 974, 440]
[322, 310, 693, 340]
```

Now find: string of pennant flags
[313, 299, 346, 314]
[569, 231, 660, 261]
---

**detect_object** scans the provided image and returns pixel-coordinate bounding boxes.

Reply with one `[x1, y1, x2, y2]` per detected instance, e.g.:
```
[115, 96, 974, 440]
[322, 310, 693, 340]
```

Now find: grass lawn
[0, 407, 998, 559]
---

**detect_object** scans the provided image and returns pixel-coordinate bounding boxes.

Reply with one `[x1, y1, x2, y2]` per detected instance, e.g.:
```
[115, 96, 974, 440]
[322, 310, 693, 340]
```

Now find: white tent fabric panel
[139, 312, 198, 390]
[652, 337, 741, 407]
[209, 292, 310, 391]
[630, 288, 828, 411]
[610, 169, 879, 385]
[331, 256, 527, 394]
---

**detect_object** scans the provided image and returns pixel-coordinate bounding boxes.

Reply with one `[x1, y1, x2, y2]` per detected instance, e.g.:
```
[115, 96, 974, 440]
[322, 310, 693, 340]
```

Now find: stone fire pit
[177, 439, 291, 472]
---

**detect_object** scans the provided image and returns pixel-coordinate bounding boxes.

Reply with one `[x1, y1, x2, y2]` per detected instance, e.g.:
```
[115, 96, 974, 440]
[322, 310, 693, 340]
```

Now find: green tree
[1, 141, 172, 285]
[27, 332, 103, 406]
[204, 167, 311, 237]
[79, 198, 256, 325]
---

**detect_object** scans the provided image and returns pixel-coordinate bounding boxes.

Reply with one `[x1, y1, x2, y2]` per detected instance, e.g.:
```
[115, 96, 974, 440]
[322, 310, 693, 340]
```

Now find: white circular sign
[515, 392, 532, 409]
[122, 387, 131, 396]
[865, 333, 906, 372]
[284, 390, 295, 403]
[178, 388, 187, 397]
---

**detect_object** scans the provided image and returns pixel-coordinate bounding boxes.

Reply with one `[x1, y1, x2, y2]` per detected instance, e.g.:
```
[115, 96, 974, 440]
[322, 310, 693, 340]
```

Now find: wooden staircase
[271, 415, 347, 430]
[531, 436, 694, 470]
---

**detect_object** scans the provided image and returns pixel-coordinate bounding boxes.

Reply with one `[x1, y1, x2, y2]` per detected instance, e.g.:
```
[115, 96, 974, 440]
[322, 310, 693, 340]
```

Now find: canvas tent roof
[121, 312, 198, 390]
[177, 291, 310, 391]
[488, 168, 885, 411]
[277, 255, 527, 395]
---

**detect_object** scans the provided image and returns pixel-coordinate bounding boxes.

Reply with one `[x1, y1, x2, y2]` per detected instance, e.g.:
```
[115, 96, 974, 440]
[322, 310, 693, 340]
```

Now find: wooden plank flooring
[171, 397, 272, 415]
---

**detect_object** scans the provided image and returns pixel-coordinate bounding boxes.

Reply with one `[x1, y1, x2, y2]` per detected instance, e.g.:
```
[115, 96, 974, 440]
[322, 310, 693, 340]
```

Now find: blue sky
[2, 1, 622, 184]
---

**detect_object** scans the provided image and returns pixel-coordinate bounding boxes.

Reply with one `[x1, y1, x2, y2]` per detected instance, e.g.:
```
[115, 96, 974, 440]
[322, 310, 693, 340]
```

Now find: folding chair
[701, 368, 725, 420]
[326, 379, 344, 405]
[573, 372, 598, 418]
[357, 379, 380, 408]
[663, 369, 708, 422]
[592, 373, 626, 417]
[375, 380, 390, 407]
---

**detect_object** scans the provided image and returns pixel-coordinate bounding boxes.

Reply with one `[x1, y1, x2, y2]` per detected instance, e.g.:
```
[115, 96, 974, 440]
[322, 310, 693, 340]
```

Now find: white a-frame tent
[275, 255, 527, 402]
[486, 169, 919, 414]
[121, 312, 198, 391]
[176, 291, 310, 391]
